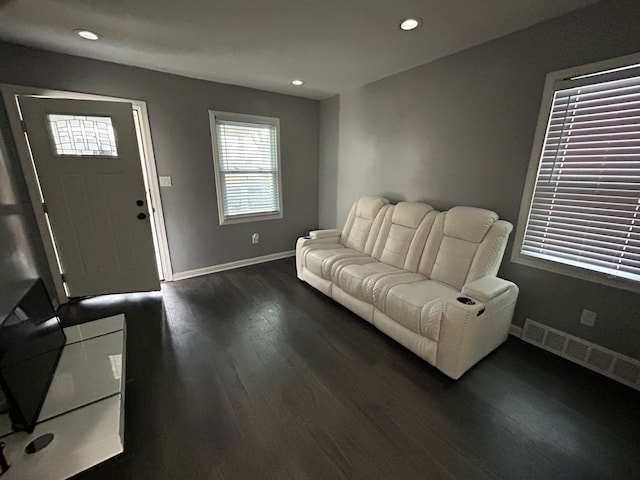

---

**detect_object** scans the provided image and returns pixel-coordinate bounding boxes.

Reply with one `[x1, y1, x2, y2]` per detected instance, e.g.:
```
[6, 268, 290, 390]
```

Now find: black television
[0, 279, 66, 433]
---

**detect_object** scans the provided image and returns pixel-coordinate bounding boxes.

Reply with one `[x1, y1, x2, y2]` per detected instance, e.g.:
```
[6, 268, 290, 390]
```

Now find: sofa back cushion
[371, 202, 437, 270]
[341, 197, 390, 254]
[418, 207, 512, 289]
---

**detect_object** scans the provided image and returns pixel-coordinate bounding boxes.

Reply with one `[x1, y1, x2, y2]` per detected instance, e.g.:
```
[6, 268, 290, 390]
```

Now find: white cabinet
[1, 314, 126, 479]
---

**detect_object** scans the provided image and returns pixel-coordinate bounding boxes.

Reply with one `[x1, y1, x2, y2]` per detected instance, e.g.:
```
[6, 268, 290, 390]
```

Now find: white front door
[19, 97, 160, 297]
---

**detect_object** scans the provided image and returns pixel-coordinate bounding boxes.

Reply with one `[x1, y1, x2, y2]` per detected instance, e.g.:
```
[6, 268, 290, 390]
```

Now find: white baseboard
[509, 324, 523, 338]
[172, 250, 295, 281]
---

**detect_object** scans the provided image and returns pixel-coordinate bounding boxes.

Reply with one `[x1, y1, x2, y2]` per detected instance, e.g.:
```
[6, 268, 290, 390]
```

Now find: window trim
[512, 52, 640, 294]
[209, 110, 283, 225]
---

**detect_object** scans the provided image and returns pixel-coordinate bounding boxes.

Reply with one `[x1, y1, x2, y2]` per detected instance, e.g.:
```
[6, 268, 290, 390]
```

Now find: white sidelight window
[513, 55, 640, 292]
[209, 111, 282, 225]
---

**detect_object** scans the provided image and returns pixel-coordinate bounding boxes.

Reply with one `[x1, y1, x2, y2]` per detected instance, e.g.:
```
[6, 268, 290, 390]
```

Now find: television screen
[0, 279, 66, 433]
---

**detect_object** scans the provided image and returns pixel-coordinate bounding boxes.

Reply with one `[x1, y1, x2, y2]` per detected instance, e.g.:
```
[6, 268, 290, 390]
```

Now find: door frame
[1, 84, 173, 304]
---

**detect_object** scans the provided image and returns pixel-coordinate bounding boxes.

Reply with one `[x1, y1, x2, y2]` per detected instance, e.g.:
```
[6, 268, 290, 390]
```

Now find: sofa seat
[381, 280, 458, 339]
[304, 247, 369, 280]
[335, 261, 405, 302]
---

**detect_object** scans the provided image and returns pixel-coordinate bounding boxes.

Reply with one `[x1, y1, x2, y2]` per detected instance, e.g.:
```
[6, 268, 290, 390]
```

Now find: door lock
[136, 200, 144, 206]
[137, 213, 147, 220]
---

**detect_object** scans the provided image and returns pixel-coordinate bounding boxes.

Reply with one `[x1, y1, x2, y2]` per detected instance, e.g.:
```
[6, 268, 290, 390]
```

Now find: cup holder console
[456, 296, 476, 306]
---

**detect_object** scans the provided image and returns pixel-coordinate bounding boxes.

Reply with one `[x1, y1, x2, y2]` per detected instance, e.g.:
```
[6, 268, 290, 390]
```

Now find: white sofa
[296, 196, 519, 379]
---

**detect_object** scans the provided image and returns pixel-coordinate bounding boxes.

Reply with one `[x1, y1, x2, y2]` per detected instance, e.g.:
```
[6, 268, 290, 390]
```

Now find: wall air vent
[515, 319, 640, 391]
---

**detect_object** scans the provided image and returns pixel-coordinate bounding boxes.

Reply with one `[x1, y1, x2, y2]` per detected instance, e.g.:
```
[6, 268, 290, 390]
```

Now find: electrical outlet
[580, 309, 597, 327]
[251, 233, 259, 244]
[159, 175, 172, 187]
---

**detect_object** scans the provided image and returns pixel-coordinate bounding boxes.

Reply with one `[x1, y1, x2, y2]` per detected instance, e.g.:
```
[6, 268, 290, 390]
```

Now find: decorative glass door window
[47, 114, 118, 156]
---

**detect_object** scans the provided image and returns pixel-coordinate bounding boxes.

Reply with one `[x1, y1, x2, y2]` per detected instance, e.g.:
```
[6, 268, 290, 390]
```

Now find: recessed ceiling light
[291, 79, 305, 86]
[399, 17, 422, 31]
[75, 29, 100, 41]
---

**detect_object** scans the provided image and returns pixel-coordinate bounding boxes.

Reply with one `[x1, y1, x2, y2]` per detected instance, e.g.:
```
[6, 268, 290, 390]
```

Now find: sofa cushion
[420, 207, 506, 290]
[305, 247, 368, 280]
[356, 196, 389, 221]
[328, 255, 378, 282]
[430, 237, 479, 291]
[379, 224, 418, 268]
[392, 201, 433, 229]
[382, 280, 458, 338]
[345, 217, 375, 251]
[299, 241, 343, 271]
[341, 197, 390, 253]
[372, 202, 435, 270]
[466, 220, 513, 283]
[443, 206, 498, 243]
[371, 272, 427, 309]
[336, 262, 404, 301]
[300, 241, 343, 258]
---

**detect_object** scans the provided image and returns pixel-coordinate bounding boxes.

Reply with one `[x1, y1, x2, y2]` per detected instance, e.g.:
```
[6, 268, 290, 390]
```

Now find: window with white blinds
[209, 111, 282, 225]
[516, 59, 640, 289]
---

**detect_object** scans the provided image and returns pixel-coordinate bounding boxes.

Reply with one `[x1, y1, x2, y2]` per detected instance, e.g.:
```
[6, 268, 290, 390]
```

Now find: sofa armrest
[309, 229, 341, 240]
[295, 234, 343, 280]
[461, 276, 512, 303]
[436, 278, 519, 379]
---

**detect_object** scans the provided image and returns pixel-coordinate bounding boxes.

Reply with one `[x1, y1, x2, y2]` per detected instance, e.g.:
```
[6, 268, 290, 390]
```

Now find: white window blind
[521, 70, 640, 283]
[210, 112, 282, 224]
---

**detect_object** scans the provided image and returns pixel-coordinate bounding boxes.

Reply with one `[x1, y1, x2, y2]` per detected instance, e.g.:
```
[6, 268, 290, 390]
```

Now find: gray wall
[319, 0, 640, 359]
[0, 42, 319, 277]
[318, 96, 340, 228]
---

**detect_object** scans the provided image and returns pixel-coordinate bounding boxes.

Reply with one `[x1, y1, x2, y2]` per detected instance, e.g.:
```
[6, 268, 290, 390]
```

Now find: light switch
[159, 176, 172, 187]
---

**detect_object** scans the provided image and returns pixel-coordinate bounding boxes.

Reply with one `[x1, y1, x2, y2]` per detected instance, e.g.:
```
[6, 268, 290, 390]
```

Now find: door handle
[137, 213, 147, 220]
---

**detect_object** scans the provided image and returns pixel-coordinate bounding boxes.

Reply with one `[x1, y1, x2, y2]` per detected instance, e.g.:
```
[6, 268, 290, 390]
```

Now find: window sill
[511, 251, 640, 294]
[219, 211, 283, 226]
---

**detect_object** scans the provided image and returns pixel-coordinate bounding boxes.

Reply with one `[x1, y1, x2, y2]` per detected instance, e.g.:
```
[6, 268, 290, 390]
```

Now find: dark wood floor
[59, 258, 639, 479]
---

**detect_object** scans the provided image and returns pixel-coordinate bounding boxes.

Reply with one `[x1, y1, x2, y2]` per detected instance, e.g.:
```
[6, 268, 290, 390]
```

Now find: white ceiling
[0, 0, 600, 100]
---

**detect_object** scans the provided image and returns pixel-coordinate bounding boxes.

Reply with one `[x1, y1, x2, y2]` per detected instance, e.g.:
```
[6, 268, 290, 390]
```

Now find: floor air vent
[519, 319, 640, 391]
